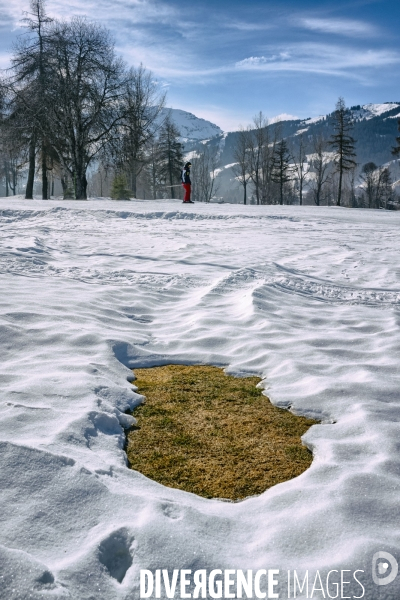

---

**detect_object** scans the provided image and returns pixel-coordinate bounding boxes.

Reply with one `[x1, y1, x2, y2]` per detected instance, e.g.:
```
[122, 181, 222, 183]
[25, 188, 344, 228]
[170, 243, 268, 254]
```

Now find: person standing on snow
[181, 162, 194, 203]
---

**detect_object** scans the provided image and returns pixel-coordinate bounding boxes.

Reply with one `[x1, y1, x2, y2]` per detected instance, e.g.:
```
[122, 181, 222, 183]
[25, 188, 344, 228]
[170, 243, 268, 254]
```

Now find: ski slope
[1, 197, 400, 599]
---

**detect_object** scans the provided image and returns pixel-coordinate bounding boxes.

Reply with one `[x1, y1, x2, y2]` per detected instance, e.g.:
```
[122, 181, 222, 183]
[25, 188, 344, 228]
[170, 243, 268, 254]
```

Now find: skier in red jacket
[181, 162, 194, 203]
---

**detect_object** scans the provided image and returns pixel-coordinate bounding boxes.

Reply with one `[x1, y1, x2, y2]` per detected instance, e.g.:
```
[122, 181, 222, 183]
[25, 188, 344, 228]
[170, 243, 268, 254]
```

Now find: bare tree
[191, 145, 220, 202]
[378, 167, 393, 209]
[291, 134, 310, 205]
[143, 136, 162, 199]
[46, 18, 127, 199]
[0, 87, 25, 196]
[258, 125, 280, 204]
[361, 162, 379, 208]
[248, 112, 269, 204]
[0, 136, 23, 196]
[361, 162, 393, 209]
[5, 6, 167, 201]
[349, 165, 357, 208]
[232, 127, 252, 205]
[309, 135, 331, 206]
[115, 66, 165, 197]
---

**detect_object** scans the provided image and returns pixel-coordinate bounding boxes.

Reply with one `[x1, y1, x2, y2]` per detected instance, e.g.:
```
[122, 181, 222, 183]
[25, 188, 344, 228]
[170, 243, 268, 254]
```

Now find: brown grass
[126, 365, 318, 500]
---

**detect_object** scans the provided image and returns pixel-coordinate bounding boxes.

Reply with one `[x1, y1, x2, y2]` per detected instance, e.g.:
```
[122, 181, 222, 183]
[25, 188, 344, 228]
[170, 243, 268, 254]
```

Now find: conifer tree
[9, 0, 53, 199]
[271, 139, 292, 205]
[110, 173, 132, 200]
[392, 118, 400, 157]
[329, 98, 357, 206]
[158, 116, 183, 199]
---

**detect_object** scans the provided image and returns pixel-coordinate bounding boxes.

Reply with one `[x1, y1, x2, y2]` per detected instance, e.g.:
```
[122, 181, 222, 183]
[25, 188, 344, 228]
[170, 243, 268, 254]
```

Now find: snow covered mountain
[163, 103, 400, 148]
[297, 102, 400, 133]
[350, 102, 400, 121]
[159, 108, 223, 141]
[185, 101, 400, 202]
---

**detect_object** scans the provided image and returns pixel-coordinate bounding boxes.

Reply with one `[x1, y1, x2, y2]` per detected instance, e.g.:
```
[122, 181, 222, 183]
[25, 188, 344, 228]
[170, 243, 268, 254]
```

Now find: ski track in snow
[1, 198, 400, 599]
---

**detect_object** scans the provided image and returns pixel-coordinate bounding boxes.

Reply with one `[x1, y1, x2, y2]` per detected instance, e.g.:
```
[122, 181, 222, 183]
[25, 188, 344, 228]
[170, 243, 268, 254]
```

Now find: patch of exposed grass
[126, 365, 319, 500]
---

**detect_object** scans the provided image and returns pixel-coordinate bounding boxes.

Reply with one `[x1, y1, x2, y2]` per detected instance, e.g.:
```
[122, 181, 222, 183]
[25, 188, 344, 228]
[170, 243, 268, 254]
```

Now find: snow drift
[1, 198, 400, 599]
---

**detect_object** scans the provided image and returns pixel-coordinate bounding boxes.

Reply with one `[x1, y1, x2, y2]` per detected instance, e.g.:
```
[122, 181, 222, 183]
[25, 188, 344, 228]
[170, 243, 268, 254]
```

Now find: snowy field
[1, 197, 400, 599]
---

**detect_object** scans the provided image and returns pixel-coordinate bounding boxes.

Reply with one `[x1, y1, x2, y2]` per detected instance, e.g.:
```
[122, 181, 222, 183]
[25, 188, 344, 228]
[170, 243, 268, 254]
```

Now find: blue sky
[1, 0, 399, 130]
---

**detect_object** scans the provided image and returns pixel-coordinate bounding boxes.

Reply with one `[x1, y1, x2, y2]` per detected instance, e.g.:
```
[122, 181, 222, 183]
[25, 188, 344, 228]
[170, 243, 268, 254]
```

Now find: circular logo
[372, 552, 398, 586]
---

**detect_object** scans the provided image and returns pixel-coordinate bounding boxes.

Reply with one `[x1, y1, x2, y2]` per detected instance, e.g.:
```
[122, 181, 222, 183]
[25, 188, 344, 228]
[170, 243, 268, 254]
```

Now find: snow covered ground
[1, 197, 400, 599]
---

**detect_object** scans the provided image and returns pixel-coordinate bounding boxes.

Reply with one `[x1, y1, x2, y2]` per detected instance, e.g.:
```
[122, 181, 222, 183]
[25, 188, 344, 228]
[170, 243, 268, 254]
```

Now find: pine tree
[158, 116, 183, 199]
[271, 139, 292, 205]
[329, 98, 357, 206]
[392, 118, 400, 157]
[10, 0, 53, 199]
[110, 173, 132, 200]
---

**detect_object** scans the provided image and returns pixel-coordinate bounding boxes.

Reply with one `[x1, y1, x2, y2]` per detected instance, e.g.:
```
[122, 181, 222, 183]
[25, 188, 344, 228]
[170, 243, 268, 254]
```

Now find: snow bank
[1, 198, 400, 599]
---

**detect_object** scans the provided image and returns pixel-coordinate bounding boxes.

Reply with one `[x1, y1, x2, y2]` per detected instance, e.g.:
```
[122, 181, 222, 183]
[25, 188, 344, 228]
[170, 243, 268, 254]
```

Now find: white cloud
[1, 0, 398, 90]
[224, 21, 274, 32]
[0, 0, 178, 28]
[234, 44, 400, 79]
[299, 17, 377, 37]
[236, 53, 291, 68]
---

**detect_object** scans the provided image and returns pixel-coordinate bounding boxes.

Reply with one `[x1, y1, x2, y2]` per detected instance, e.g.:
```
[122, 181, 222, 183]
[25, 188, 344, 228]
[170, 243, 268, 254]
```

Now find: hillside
[184, 103, 400, 203]
[159, 108, 223, 142]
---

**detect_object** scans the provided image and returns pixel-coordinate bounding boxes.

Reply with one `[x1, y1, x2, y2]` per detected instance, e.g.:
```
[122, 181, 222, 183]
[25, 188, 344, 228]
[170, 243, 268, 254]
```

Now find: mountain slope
[159, 108, 223, 142]
[184, 102, 400, 203]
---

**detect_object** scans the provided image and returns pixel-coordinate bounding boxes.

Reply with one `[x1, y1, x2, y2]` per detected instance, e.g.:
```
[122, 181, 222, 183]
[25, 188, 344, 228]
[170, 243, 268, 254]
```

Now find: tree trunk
[75, 172, 87, 200]
[255, 172, 260, 205]
[316, 184, 320, 206]
[337, 168, 342, 206]
[74, 151, 88, 199]
[130, 169, 137, 199]
[12, 167, 17, 195]
[168, 155, 175, 200]
[152, 163, 157, 199]
[5, 163, 9, 197]
[42, 142, 48, 200]
[26, 132, 36, 199]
